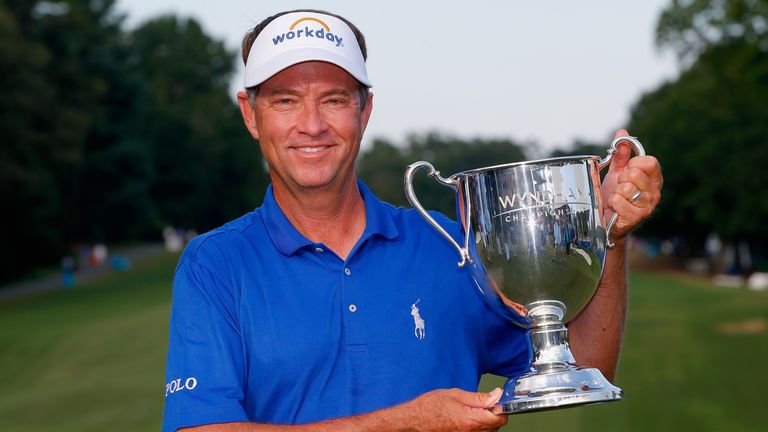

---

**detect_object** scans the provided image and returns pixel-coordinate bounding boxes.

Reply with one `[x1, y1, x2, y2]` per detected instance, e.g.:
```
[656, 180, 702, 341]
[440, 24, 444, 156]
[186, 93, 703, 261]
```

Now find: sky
[117, 1, 680, 153]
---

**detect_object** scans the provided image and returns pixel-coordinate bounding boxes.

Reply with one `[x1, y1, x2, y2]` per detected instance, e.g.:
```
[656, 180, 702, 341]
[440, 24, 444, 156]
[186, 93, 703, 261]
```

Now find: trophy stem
[499, 301, 623, 414]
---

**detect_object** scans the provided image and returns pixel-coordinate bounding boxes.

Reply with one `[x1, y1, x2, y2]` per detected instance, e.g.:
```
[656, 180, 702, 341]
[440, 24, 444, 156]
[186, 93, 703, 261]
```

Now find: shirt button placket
[344, 268, 355, 313]
[342, 265, 364, 344]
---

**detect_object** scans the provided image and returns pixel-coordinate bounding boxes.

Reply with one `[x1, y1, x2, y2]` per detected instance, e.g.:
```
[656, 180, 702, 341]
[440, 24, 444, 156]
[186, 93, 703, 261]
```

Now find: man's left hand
[601, 129, 663, 245]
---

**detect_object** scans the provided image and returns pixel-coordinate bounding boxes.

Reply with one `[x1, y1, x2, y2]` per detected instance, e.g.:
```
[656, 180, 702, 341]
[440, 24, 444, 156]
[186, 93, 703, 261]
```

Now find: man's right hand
[391, 387, 507, 431]
[182, 388, 507, 432]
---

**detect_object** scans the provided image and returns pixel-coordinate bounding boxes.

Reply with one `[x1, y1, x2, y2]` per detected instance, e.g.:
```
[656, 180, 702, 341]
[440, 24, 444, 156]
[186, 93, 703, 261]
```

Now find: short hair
[242, 9, 370, 109]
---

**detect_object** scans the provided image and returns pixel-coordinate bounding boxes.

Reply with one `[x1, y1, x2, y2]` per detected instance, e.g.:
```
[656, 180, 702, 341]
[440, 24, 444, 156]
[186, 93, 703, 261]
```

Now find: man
[162, 9, 663, 432]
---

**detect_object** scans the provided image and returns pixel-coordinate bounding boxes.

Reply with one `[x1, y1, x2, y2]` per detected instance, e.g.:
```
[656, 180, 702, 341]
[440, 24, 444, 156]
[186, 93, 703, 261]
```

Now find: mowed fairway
[484, 271, 768, 432]
[0, 252, 178, 431]
[1, 254, 767, 431]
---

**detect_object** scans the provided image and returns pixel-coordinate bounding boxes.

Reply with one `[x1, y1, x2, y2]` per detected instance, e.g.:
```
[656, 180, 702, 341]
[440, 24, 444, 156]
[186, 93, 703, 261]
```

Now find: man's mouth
[296, 146, 327, 153]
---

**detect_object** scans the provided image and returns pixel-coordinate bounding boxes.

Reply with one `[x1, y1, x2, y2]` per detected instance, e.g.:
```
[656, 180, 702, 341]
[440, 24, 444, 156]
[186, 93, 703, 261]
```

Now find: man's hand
[601, 129, 663, 244]
[181, 388, 507, 432]
[393, 387, 507, 432]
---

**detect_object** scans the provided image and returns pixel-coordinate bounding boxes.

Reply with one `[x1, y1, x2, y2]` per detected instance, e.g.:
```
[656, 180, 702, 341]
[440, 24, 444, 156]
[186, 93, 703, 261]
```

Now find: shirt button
[348, 304, 357, 312]
[344, 268, 351, 276]
[315, 247, 324, 253]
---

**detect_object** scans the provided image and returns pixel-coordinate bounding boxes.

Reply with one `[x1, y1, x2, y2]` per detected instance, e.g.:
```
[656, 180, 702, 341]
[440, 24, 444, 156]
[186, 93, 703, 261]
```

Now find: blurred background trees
[628, 0, 768, 266]
[358, 133, 529, 216]
[363, 0, 768, 272]
[1, 0, 767, 284]
[0, 0, 267, 284]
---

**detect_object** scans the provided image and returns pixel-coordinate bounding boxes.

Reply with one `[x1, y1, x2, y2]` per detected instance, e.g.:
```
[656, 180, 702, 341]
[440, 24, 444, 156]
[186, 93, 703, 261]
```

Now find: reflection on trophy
[404, 136, 645, 414]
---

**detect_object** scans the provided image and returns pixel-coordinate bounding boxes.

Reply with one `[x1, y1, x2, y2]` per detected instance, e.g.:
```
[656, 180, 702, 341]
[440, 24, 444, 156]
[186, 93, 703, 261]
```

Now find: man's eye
[275, 98, 295, 105]
[326, 98, 348, 106]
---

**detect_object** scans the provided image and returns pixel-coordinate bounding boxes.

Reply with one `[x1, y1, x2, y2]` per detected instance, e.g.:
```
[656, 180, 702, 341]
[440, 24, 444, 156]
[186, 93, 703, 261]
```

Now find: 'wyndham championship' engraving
[493, 188, 592, 222]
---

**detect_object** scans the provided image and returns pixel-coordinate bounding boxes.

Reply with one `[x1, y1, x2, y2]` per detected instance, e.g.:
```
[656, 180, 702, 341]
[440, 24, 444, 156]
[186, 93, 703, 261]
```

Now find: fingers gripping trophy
[404, 136, 645, 414]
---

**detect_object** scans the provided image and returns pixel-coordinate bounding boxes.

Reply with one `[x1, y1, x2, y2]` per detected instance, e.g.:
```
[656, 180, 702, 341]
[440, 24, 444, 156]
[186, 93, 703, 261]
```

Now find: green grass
[480, 271, 768, 431]
[1, 259, 766, 431]
[0, 252, 178, 432]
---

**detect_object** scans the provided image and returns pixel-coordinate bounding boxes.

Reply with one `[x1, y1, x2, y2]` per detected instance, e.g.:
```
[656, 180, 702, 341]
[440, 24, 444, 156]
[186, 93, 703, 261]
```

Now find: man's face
[239, 61, 372, 192]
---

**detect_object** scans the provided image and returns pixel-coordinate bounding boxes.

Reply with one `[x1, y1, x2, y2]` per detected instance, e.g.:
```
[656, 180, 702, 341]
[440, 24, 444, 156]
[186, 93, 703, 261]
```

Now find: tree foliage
[358, 133, 528, 217]
[4, 0, 768, 283]
[627, 0, 768, 253]
[547, 139, 609, 159]
[125, 15, 267, 233]
[0, 0, 266, 284]
[1, 0, 129, 282]
[656, 0, 768, 61]
[629, 40, 768, 246]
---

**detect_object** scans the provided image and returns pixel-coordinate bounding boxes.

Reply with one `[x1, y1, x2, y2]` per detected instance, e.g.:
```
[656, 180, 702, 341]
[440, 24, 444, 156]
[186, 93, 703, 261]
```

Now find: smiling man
[162, 9, 663, 432]
[240, 59, 371, 258]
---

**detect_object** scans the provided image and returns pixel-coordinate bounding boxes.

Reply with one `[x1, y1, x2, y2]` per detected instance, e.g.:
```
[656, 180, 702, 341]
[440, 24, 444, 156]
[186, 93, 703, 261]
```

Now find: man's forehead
[258, 61, 359, 91]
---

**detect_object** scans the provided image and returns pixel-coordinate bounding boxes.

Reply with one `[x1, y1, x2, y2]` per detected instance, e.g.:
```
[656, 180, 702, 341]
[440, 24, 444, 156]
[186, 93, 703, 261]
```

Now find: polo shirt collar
[359, 180, 399, 242]
[261, 180, 400, 256]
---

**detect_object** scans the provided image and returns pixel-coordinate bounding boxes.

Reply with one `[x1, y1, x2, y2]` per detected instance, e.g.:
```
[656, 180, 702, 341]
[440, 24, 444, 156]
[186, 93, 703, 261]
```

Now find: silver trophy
[404, 136, 645, 414]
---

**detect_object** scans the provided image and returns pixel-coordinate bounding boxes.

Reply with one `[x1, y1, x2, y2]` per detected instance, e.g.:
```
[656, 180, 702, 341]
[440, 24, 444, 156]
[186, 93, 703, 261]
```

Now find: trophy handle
[404, 161, 472, 267]
[597, 136, 646, 249]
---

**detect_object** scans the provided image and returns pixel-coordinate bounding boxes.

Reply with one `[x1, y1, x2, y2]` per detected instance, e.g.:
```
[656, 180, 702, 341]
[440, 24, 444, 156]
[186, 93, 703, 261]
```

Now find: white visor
[244, 12, 371, 88]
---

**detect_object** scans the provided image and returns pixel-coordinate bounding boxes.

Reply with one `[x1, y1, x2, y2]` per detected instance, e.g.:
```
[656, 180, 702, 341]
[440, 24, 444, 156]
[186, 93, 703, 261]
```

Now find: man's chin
[292, 175, 340, 191]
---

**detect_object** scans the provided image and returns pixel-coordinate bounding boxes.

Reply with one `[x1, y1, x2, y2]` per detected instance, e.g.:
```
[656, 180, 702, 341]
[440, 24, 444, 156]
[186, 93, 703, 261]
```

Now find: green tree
[356, 138, 410, 207]
[0, 0, 130, 282]
[627, 0, 768, 260]
[358, 132, 528, 216]
[0, 2, 268, 284]
[629, 40, 768, 249]
[126, 15, 268, 232]
[656, 0, 768, 62]
[547, 139, 608, 159]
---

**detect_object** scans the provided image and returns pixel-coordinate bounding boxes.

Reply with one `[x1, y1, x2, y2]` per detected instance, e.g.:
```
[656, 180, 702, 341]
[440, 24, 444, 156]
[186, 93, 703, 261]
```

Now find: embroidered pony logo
[411, 299, 426, 340]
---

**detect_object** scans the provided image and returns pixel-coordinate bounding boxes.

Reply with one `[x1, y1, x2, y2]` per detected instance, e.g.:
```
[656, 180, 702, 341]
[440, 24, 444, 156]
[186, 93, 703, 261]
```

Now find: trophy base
[499, 366, 622, 414]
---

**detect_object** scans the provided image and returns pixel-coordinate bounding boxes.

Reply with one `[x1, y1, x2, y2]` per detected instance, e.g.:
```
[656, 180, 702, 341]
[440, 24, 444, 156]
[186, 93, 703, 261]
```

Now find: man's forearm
[567, 240, 628, 381]
[182, 404, 413, 432]
[180, 387, 506, 432]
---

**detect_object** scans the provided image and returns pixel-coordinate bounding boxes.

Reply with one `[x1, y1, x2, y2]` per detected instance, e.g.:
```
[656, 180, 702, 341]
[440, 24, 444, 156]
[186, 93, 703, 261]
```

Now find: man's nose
[297, 103, 328, 136]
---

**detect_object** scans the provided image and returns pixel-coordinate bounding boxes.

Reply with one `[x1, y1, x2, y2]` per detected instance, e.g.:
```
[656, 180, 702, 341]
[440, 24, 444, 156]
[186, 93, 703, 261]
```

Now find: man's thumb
[463, 387, 503, 408]
[609, 129, 633, 172]
[485, 387, 503, 406]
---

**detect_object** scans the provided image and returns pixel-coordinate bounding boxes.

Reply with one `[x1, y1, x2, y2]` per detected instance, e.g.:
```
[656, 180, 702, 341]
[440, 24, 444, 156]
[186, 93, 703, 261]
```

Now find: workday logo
[272, 17, 344, 47]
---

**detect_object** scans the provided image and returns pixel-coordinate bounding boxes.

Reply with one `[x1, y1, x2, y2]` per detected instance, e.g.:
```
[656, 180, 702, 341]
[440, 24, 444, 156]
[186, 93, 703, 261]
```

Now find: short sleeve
[162, 260, 249, 432]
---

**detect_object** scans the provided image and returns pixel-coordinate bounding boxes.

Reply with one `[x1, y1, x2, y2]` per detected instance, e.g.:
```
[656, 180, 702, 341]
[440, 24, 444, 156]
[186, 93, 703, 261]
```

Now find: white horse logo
[411, 299, 425, 340]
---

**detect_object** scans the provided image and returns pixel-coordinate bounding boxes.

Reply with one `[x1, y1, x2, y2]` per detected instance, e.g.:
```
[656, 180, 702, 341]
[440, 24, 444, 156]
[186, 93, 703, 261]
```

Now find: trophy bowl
[404, 136, 645, 414]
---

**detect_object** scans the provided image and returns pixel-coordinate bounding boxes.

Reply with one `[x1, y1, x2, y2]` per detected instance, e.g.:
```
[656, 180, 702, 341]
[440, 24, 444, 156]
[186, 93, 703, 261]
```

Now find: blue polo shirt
[162, 181, 531, 431]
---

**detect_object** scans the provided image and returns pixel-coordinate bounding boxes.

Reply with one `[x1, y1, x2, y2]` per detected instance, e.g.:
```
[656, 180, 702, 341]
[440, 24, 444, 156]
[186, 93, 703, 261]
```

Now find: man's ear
[237, 91, 260, 140]
[360, 92, 374, 134]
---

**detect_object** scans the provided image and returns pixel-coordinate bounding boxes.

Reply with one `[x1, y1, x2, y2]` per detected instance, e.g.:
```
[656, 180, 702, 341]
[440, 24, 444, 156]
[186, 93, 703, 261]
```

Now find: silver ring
[630, 191, 642, 203]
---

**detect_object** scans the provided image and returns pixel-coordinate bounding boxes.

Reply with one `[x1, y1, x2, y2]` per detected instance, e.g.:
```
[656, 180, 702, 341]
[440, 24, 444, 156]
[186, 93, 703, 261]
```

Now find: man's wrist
[608, 236, 629, 251]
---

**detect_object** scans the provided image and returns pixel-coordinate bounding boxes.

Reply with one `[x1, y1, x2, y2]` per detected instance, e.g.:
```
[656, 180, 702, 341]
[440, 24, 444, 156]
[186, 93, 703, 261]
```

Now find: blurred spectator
[61, 256, 75, 288]
[747, 273, 768, 291]
[660, 240, 674, 256]
[78, 244, 91, 270]
[706, 233, 722, 273]
[738, 241, 752, 272]
[163, 226, 184, 252]
[93, 243, 108, 267]
[110, 255, 131, 271]
[184, 229, 198, 244]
